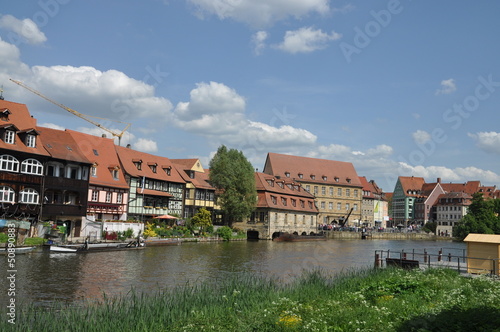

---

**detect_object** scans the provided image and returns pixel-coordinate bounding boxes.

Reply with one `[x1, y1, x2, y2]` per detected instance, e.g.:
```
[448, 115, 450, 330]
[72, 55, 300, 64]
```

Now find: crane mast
[9, 79, 131, 145]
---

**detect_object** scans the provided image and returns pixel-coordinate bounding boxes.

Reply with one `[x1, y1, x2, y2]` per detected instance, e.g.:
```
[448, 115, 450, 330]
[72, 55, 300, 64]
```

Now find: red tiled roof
[140, 188, 173, 197]
[37, 127, 91, 164]
[115, 145, 185, 184]
[67, 130, 129, 189]
[171, 159, 214, 190]
[398, 176, 425, 197]
[0, 100, 49, 156]
[263, 152, 362, 187]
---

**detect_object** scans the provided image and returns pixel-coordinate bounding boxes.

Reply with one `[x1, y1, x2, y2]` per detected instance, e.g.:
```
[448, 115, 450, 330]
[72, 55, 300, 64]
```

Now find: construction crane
[10, 79, 131, 145]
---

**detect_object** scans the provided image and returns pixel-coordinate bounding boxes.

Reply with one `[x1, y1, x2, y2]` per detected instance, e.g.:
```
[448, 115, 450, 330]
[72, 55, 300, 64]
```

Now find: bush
[124, 228, 134, 239]
[24, 237, 46, 246]
[217, 226, 232, 241]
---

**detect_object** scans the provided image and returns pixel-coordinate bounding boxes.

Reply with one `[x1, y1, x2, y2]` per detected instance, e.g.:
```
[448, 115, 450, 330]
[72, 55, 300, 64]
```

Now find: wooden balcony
[42, 203, 86, 217]
[0, 172, 43, 185]
[44, 176, 89, 190]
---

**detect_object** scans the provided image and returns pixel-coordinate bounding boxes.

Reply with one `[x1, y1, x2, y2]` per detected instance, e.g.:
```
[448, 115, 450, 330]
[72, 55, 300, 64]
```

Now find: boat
[144, 237, 182, 246]
[50, 245, 80, 253]
[0, 246, 37, 255]
[272, 232, 327, 242]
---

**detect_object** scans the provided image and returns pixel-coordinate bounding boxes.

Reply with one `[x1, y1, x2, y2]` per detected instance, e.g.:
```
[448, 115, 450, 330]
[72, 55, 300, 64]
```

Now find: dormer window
[346, 178, 351, 183]
[26, 134, 36, 148]
[91, 165, 97, 177]
[4, 130, 15, 144]
[189, 170, 195, 179]
[335, 177, 339, 182]
[164, 166, 171, 176]
[133, 159, 142, 170]
[285, 172, 290, 178]
[148, 162, 157, 173]
[0, 108, 11, 121]
[112, 169, 119, 180]
[298, 173, 303, 179]
[267, 179, 274, 187]
[277, 181, 284, 189]
[322, 176, 327, 181]
[310, 174, 315, 180]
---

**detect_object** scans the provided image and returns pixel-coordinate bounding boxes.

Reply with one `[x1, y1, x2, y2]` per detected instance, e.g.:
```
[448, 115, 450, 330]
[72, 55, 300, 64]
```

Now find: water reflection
[0, 239, 465, 309]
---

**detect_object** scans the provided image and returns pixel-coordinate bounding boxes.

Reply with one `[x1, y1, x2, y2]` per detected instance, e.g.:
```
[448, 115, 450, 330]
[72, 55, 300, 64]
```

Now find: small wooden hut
[463, 233, 500, 275]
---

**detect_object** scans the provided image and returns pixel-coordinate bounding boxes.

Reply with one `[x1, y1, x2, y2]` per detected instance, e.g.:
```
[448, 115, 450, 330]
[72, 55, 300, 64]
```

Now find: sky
[1, 0, 500, 192]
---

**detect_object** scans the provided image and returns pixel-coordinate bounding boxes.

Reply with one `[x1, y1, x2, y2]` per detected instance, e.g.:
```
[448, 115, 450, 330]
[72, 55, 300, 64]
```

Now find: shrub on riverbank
[5, 268, 500, 331]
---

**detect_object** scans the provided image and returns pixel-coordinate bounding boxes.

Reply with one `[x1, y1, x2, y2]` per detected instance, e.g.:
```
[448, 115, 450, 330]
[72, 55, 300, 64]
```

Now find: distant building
[263, 152, 362, 226]
[392, 176, 425, 227]
[171, 159, 216, 219]
[232, 172, 318, 240]
[435, 192, 472, 236]
[359, 176, 388, 228]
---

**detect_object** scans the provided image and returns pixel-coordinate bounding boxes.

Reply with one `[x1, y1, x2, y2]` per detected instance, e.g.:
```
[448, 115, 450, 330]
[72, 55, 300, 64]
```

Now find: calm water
[1, 239, 465, 309]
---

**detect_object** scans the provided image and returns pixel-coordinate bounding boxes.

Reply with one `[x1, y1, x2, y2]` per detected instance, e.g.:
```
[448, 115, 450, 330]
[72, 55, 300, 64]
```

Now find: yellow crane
[10, 78, 131, 145]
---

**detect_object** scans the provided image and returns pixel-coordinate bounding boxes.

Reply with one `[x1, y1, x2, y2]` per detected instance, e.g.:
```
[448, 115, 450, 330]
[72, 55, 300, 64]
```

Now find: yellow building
[263, 153, 362, 226]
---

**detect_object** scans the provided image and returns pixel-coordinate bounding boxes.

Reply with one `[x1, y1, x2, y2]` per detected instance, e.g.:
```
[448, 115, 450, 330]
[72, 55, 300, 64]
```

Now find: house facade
[359, 176, 388, 228]
[115, 145, 185, 221]
[263, 152, 363, 226]
[171, 159, 216, 219]
[392, 176, 425, 227]
[232, 172, 319, 240]
[436, 192, 472, 236]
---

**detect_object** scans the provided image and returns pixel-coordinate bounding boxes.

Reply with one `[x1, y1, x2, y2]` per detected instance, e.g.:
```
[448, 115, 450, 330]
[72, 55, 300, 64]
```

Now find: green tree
[190, 208, 213, 235]
[453, 193, 500, 240]
[209, 145, 257, 225]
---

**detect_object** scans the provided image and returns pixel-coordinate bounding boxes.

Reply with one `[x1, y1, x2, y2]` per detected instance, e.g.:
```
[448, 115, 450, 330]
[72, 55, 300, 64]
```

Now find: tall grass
[3, 268, 500, 331]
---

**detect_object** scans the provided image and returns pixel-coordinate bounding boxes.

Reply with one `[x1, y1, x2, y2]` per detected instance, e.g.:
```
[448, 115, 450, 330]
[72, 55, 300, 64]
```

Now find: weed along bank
[464, 233, 500, 275]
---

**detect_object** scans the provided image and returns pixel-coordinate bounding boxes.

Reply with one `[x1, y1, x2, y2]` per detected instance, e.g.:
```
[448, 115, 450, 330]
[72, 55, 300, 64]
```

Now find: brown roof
[37, 127, 91, 164]
[67, 130, 129, 189]
[398, 176, 425, 197]
[171, 159, 214, 190]
[464, 233, 500, 244]
[263, 152, 362, 188]
[255, 173, 318, 213]
[115, 145, 185, 184]
[0, 100, 50, 156]
[436, 192, 472, 205]
[441, 181, 481, 195]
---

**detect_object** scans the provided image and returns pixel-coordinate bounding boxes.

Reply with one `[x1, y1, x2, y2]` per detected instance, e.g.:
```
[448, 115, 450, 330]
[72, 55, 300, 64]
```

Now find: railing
[374, 248, 499, 276]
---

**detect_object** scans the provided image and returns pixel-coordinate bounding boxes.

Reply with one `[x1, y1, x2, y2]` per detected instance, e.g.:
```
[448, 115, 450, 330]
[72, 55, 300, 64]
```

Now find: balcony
[0, 172, 43, 185]
[42, 203, 86, 217]
[45, 176, 89, 190]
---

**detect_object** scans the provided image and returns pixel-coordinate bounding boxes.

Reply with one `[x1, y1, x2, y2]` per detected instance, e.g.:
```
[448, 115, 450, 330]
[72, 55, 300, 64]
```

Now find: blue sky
[1, 0, 500, 191]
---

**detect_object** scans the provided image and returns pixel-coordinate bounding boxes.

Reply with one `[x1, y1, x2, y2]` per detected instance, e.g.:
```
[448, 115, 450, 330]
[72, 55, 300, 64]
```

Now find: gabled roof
[115, 145, 185, 184]
[398, 176, 425, 197]
[67, 130, 129, 189]
[256, 172, 315, 199]
[263, 152, 362, 187]
[171, 159, 213, 190]
[358, 176, 372, 198]
[0, 100, 37, 131]
[441, 181, 481, 195]
[37, 127, 91, 164]
[436, 192, 472, 205]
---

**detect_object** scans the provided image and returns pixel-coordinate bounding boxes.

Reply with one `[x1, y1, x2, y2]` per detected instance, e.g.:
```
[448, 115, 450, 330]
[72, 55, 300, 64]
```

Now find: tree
[453, 193, 500, 240]
[190, 208, 212, 235]
[209, 145, 257, 225]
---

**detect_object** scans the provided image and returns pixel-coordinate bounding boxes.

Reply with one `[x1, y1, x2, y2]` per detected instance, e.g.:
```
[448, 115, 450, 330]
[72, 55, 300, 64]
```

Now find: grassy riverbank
[4, 267, 500, 331]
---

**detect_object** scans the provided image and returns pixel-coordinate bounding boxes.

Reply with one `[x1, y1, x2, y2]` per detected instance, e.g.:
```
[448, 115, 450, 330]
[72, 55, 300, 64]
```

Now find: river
[1, 239, 465, 309]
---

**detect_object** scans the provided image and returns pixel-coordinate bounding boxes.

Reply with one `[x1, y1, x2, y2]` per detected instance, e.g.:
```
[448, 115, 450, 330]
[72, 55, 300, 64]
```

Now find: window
[106, 192, 112, 203]
[93, 149, 99, 156]
[0, 186, 15, 203]
[164, 167, 171, 176]
[117, 193, 123, 204]
[337, 202, 341, 210]
[26, 134, 36, 147]
[353, 204, 358, 211]
[305, 185, 310, 192]
[91, 190, 99, 202]
[321, 187, 326, 195]
[285, 172, 290, 178]
[354, 190, 358, 198]
[298, 173, 303, 179]
[281, 197, 287, 206]
[291, 199, 296, 207]
[346, 189, 351, 197]
[21, 159, 43, 175]
[337, 188, 342, 196]
[329, 187, 333, 196]
[112, 169, 119, 180]
[4, 130, 15, 144]
[271, 196, 277, 205]
[19, 188, 39, 204]
[346, 203, 350, 210]
[314, 186, 318, 195]
[322, 176, 327, 181]
[91, 166, 97, 177]
[134, 162, 142, 170]
[329, 202, 333, 210]
[320, 201, 325, 209]
[310, 174, 316, 180]
[0, 155, 19, 172]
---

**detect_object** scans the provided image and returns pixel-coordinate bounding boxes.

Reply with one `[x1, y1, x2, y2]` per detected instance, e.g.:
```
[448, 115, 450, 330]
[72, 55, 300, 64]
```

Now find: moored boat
[50, 245, 80, 253]
[272, 232, 327, 242]
[0, 246, 37, 254]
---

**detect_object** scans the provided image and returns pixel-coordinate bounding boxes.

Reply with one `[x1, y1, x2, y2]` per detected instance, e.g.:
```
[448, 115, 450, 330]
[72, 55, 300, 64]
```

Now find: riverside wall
[325, 231, 453, 241]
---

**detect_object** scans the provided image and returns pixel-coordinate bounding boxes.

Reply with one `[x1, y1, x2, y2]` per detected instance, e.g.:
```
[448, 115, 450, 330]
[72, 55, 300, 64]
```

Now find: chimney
[126, 144, 131, 149]
[437, 177, 441, 183]
[102, 134, 106, 138]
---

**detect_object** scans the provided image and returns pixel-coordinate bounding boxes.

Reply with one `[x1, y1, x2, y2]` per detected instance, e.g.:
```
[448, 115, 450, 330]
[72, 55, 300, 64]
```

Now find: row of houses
[0, 99, 391, 240]
[392, 176, 499, 235]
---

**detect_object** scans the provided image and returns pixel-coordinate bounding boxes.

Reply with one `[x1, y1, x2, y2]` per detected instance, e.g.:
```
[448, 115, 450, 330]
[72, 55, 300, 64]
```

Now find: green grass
[3, 268, 500, 331]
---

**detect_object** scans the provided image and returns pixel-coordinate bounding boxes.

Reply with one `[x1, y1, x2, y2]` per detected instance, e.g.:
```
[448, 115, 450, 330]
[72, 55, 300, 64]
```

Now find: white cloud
[38, 122, 66, 130]
[275, 27, 341, 54]
[0, 14, 47, 45]
[251, 30, 268, 55]
[134, 138, 158, 153]
[412, 130, 431, 145]
[468, 131, 500, 154]
[435, 78, 456, 95]
[398, 162, 500, 184]
[187, 0, 330, 27]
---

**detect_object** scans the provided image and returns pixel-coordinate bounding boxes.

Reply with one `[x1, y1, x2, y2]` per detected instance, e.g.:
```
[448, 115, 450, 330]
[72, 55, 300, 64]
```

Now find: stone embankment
[326, 231, 453, 241]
